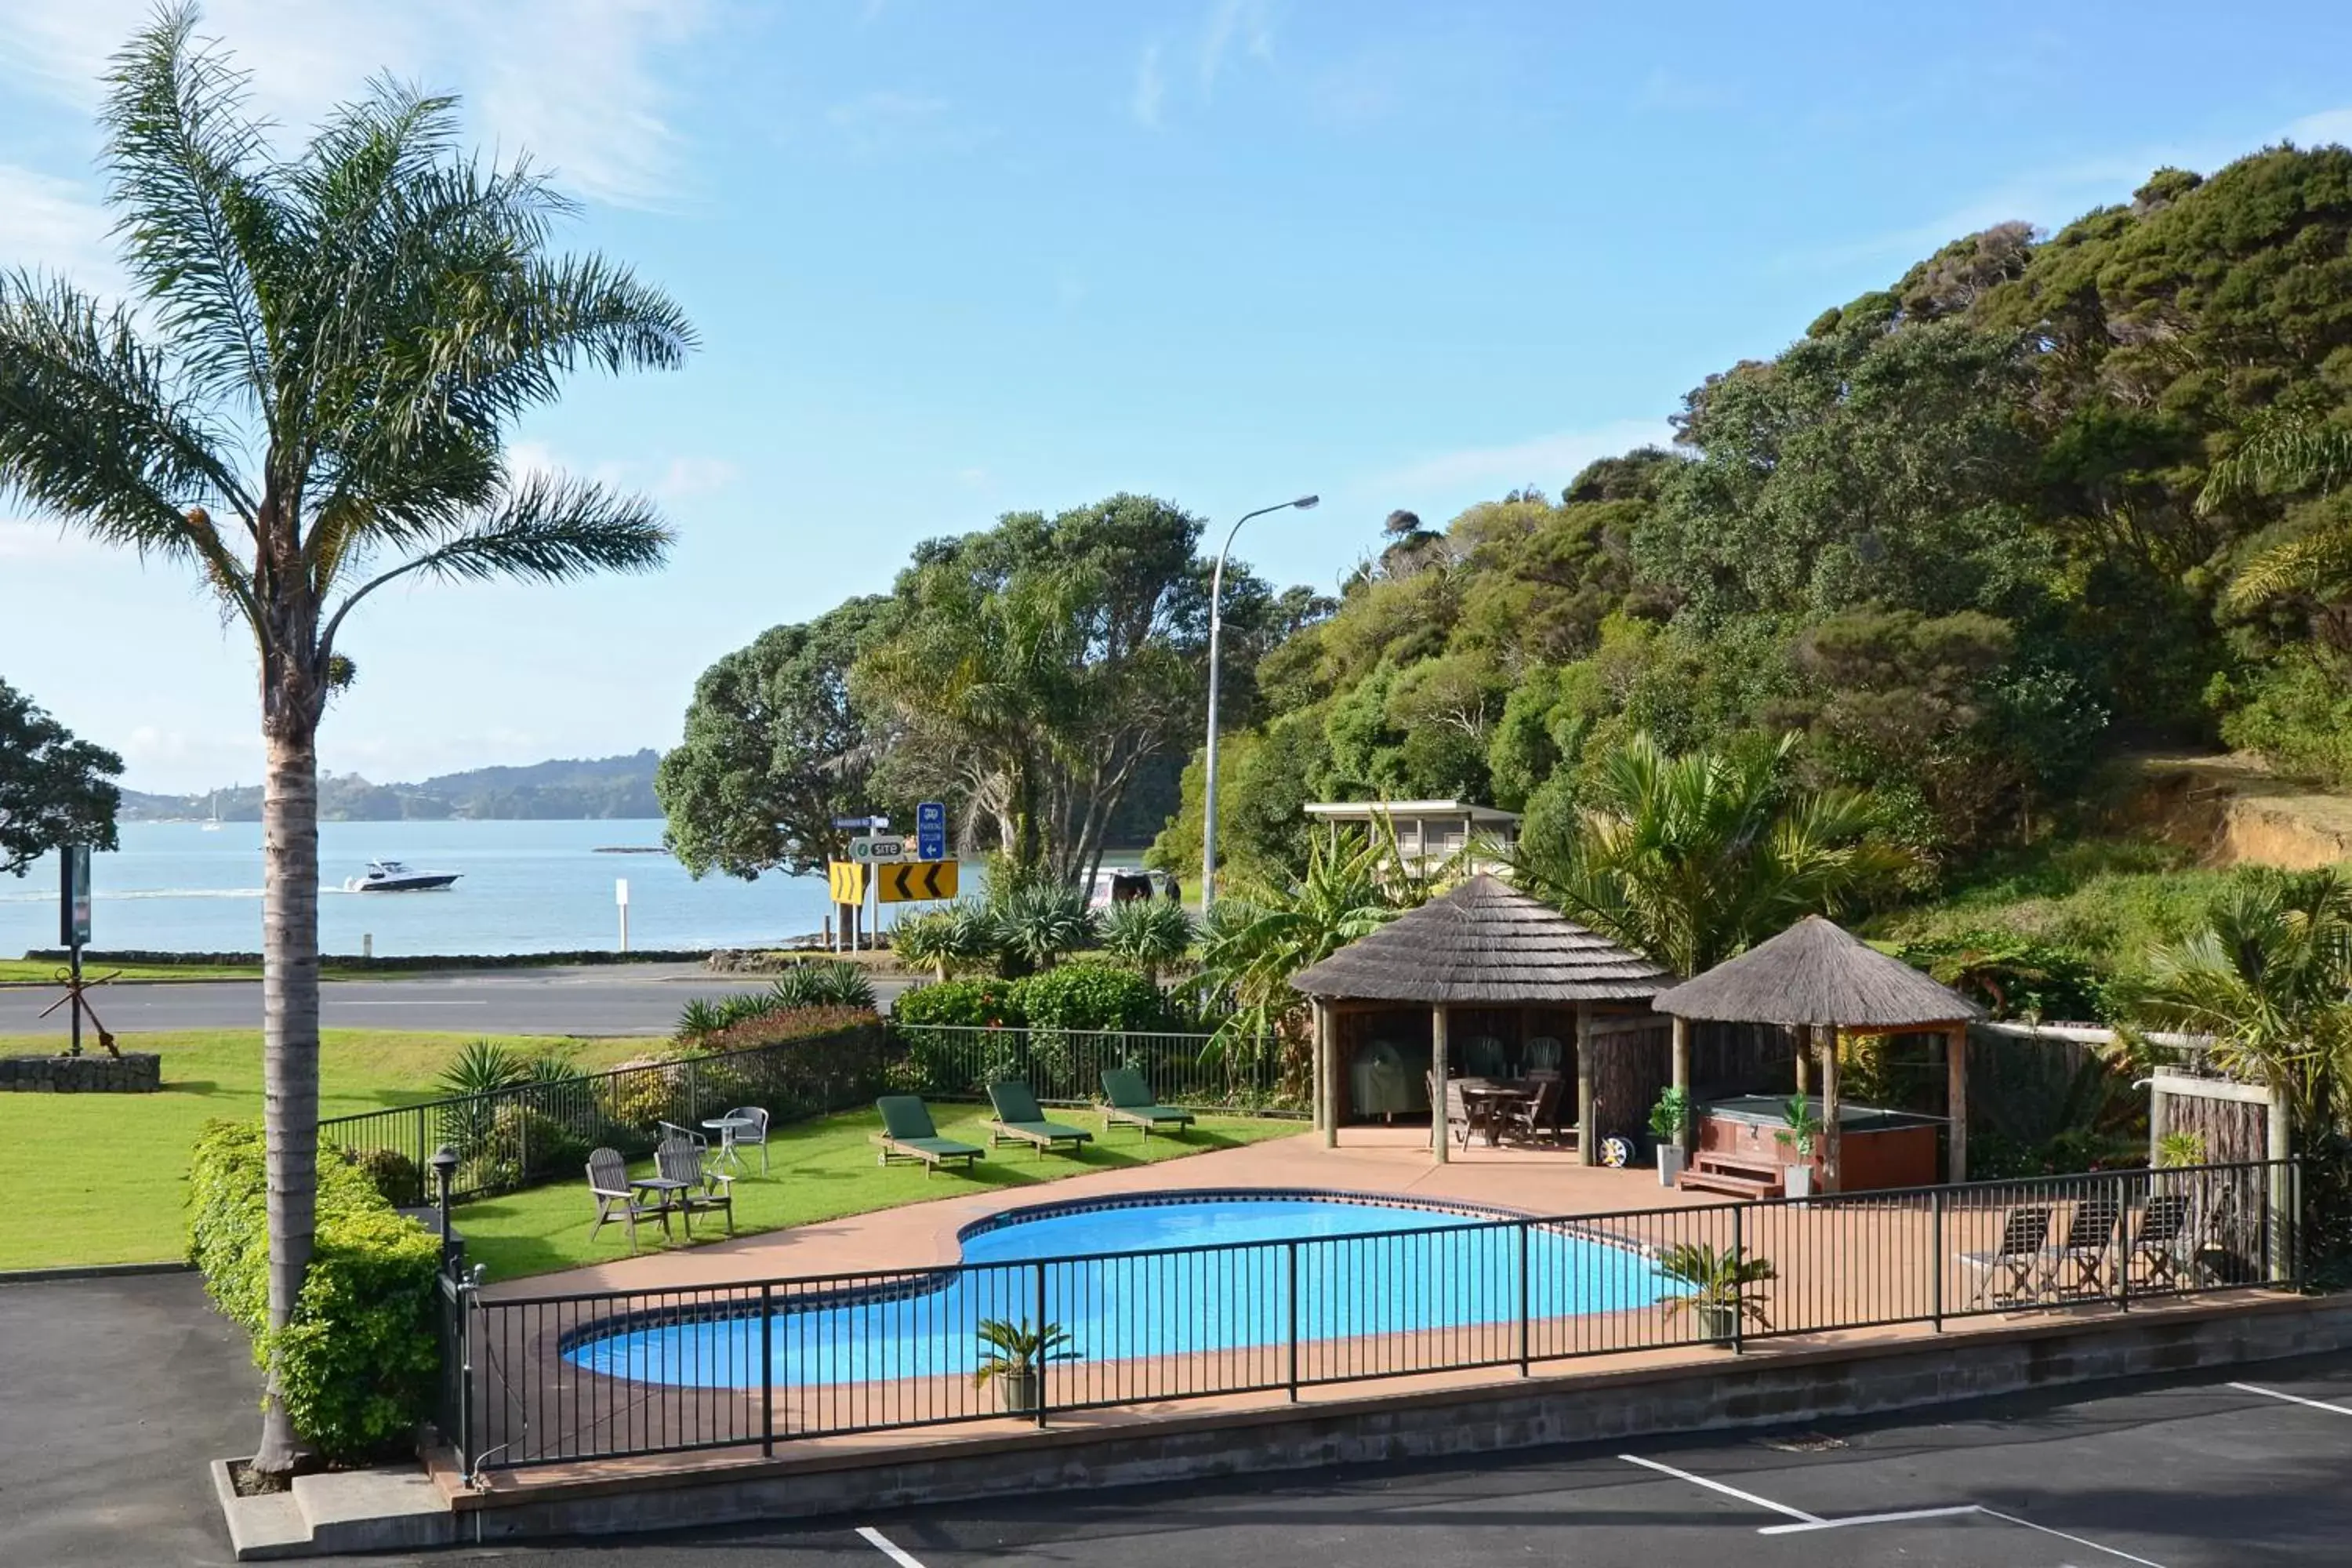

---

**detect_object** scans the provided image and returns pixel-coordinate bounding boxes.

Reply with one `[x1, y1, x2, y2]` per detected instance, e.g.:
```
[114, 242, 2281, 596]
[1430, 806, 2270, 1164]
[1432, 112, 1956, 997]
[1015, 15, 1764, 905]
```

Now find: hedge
[188, 1120, 442, 1462]
[892, 967, 1173, 1033]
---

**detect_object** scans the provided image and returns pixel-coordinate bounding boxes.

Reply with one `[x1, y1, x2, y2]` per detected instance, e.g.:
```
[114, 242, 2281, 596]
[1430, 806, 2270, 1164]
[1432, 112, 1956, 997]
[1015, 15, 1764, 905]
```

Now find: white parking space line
[1979, 1507, 2169, 1567]
[2230, 1381, 2352, 1416]
[857, 1526, 930, 1566]
[1617, 1454, 1823, 1523]
[1759, 1505, 1980, 1533]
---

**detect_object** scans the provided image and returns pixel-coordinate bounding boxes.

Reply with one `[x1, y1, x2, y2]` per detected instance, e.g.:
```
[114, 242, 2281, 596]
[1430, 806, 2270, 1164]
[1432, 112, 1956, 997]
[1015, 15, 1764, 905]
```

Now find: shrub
[991, 883, 1098, 975]
[353, 1145, 423, 1209]
[894, 978, 1026, 1029]
[1014, 963, 1169, 1033]
[188, 1121, 441, 1463]
[768, 960, 877, 1011]
[1098, 898, 1196, 985]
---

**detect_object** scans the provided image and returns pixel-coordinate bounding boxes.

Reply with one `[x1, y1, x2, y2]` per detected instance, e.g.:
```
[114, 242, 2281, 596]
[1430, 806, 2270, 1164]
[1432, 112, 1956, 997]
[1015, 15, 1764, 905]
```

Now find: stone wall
[0, 1053, 162, 1093]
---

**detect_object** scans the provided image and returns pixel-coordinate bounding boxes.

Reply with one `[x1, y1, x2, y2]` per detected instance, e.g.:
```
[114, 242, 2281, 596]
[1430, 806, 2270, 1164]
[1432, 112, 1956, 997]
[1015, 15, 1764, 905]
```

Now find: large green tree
[0, 680, 124, 875]
[658, 597, 897, 879]
[0, 9, 691, 1471]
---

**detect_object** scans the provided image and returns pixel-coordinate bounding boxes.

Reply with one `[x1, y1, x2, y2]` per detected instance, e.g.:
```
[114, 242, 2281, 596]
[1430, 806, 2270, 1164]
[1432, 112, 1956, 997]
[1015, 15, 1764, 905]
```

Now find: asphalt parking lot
[9, 1272, 2350, 1566]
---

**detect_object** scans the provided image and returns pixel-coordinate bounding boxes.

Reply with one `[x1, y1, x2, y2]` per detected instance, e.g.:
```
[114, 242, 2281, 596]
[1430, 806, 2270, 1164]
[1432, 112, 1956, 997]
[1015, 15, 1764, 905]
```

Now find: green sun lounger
[1100, 1066, 1196, 1138]
[872, 1094, 984, 1174]
[985, 1080, 1095, 1156]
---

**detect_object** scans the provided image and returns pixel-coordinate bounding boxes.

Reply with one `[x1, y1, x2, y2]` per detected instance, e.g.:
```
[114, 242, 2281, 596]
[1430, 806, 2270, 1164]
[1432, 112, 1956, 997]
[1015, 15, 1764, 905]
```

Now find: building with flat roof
[1301, 799, 1520, 875]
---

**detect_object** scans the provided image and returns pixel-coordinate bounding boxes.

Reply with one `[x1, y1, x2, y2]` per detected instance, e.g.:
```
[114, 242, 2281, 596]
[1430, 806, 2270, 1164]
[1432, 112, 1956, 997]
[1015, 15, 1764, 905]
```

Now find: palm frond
[2201, 409, 2352, 514]
[2220, 524, 2352, 611]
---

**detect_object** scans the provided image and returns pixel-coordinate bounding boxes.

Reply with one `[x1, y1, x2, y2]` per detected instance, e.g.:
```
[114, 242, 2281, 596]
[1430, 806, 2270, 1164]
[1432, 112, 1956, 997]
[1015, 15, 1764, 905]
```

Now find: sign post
[62, 847, 90, 1057]
[615, 877, 630, 954]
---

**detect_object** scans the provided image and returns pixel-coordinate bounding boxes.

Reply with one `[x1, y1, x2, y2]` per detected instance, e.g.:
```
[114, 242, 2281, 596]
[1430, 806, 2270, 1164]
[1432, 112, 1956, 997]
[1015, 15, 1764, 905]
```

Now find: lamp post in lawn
[1201, 493, 1317, 916]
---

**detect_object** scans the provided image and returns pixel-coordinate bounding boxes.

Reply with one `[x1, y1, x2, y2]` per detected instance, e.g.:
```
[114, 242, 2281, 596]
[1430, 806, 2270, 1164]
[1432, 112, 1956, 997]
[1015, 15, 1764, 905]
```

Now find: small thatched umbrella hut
[1291, 874, 1671, 1163]
[1651, 915, 1983, 1189]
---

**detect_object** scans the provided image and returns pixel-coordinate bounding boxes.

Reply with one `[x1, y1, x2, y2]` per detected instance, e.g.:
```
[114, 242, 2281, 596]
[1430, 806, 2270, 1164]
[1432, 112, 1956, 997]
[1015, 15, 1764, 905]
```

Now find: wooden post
[2267, 1091, 2292, 1284]
[1947, 1022, 1969, 1185]
[1431, 1004, 1450, 1164]
[1670, 1015, 1693, 1153]
[1818, 1024, 1841, 1195]
[1317, 1001, 1338, 1149]
[1794, 1034, 1809, 1098]
[1575, 1000, 1595, 1166]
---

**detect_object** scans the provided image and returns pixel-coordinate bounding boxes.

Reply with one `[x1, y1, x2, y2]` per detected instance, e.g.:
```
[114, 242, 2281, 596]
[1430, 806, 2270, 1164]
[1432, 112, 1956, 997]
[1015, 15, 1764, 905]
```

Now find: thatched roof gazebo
[1291, 874, 1671, 1163]
[1651, 915, 1983, 1188]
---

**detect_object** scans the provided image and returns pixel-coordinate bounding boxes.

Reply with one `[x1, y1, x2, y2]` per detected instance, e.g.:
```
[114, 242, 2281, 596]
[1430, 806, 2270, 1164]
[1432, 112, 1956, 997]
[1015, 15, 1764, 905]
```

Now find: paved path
[0, 964, 916, 1038]
[9, 1272, 2344, 1568]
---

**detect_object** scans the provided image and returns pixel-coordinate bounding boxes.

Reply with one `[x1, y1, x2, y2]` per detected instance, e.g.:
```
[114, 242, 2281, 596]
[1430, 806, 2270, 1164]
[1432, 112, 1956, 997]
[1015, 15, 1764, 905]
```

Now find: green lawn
[0, 1029, 1302, 1279]
[455, 1109, 1301, 1282]
[0, 1029, 649, 1270]
[0, 959, 266, 984]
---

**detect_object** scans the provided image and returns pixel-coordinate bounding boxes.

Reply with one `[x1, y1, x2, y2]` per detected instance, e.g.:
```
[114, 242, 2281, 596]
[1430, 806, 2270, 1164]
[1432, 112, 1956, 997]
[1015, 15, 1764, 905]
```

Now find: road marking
[332, 1000, 489, 1007]
[1760, 1504, 1982, 1533]
[1979, 1508, 2169, 1566]
[856, 1525, 929, 1566]
[1617, 1454, 1822, 1523]
[2230, 1381, 2352, 1416]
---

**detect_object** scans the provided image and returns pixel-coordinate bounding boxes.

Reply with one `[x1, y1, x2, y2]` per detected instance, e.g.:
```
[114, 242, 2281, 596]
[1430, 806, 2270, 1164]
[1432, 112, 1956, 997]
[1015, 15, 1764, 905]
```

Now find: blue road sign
[916, 800, 947, 862]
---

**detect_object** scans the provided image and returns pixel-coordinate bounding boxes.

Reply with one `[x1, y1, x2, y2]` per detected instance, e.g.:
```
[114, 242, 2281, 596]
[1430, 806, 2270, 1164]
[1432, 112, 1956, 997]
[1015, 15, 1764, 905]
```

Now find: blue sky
[4, 0, 2350, 793]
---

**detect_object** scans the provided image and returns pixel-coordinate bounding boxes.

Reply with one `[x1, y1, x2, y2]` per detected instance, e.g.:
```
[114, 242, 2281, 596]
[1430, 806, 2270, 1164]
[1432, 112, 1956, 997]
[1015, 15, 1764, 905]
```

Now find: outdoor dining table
[1457, 1080, 1537, 1147]
[702, 1115, 759, 1172]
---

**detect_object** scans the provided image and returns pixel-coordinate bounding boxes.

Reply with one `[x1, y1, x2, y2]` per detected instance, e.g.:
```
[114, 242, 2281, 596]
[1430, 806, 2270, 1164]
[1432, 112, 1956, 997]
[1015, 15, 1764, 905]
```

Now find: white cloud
[1200, 0, 1275, 92]
[0, 518, 107, 562]
[0, 164, 124, 295]
[2286, 107, 2352, 149]
[1131, 41, 1167, 129]
[1370, 419, 1677, 497]
[0, 0, 710, 212]
[653, 456, 737, 502]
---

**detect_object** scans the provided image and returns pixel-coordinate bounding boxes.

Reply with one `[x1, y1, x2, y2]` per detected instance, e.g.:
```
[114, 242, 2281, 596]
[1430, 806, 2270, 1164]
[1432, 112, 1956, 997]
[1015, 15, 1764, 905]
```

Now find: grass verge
[454, 1109, 1301, 1282]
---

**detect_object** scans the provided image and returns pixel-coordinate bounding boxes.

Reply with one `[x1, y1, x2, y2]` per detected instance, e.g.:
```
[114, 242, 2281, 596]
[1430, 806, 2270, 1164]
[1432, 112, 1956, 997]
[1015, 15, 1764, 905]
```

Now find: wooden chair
[2049, 1195, 2122, 1297]
[2130, 1192, 2196, 1291]
[585, 1147, 670, 1253]
[655, 1136, 734, 1237]
[1494, 1074, 1563, 1145]
[1959, 1205, 2052, 1308]
[1426, 1073, 1475, 1149]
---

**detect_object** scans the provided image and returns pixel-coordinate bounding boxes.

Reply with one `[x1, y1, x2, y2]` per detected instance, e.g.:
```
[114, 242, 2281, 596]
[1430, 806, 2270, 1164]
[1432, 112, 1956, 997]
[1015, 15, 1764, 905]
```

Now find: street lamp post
[1203, 493, 1318, 916]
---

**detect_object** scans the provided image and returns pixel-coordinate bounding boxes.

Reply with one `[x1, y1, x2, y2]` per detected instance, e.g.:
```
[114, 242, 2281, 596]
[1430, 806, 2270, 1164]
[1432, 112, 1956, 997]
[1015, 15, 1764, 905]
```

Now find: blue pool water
[564, 1193, 1671, 1389]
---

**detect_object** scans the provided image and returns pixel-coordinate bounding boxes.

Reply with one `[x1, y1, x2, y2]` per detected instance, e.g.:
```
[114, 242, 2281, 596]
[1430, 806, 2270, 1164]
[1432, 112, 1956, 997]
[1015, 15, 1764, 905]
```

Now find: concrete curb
[209, 1457, 455, 1561]
[0, 1260, 192, 1286]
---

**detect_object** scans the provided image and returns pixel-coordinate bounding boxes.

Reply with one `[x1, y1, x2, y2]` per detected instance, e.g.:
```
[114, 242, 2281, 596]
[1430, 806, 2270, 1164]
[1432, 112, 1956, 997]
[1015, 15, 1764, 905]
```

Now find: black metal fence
[323, 1022, 890, 1207]
[434, 1159, 2298, 1476]
[891, 1024, 1285, 1110]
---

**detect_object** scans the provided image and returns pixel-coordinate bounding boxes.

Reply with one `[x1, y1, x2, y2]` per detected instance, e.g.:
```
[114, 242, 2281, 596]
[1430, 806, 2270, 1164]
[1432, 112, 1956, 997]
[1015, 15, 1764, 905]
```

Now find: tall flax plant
[0, 8, 691, 1471]
[1196, 823, 1437, 1067]
[1515, 732, 1908, 977]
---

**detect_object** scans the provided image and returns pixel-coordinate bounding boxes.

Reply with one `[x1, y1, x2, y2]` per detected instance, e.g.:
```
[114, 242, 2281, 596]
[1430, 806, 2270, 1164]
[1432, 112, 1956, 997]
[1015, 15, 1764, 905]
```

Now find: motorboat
[346, 859, 461, 892]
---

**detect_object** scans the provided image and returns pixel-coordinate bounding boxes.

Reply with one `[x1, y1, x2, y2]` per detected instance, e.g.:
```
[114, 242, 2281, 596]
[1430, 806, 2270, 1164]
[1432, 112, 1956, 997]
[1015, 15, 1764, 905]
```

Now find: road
[10, 1272, 2351, 1567]
[0, 964, 917, 1038]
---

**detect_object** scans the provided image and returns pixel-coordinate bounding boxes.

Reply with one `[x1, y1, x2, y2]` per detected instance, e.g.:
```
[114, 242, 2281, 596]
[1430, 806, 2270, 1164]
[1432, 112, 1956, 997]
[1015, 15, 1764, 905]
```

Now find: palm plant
[1195, 829, 1422, 1065]
[0, 9, 691, 1472]
[769, 959, 877, 1011]
[895, 902, 1007, 982]
[991, 882, 1098, 975]
[1514, 732, 1908, 977]
[1099, 896, 1196, 987]
[2199, 410, 2352, 610]
[1655, 1242, 1776, 1334]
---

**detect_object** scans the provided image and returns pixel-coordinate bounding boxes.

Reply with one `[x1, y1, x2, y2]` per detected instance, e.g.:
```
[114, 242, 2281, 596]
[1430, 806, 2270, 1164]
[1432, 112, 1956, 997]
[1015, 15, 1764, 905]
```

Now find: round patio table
[702, 1115, 758, 1171]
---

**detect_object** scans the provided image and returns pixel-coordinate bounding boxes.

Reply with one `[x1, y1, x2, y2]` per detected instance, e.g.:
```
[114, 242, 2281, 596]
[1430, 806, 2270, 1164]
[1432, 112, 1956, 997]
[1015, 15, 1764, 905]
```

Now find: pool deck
[485, 1126, 1711, 1301]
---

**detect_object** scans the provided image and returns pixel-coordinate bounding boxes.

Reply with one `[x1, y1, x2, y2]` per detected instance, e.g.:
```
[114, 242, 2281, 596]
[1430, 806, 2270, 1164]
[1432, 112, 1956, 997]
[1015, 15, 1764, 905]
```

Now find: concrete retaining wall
[0, 1053, 160, 1093]
[460, 1294, 2352, 1543]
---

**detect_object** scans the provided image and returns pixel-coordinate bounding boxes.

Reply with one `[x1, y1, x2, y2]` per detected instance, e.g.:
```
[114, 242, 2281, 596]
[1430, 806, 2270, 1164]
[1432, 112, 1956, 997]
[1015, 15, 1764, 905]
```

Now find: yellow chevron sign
[826, 860, 866, 903]
[878, 859, 959, 902]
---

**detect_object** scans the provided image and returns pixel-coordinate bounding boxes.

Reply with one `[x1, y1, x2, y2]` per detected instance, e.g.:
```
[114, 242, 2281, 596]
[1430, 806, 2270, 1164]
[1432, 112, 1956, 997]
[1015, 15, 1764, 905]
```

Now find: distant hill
[122, 750, 663, 822]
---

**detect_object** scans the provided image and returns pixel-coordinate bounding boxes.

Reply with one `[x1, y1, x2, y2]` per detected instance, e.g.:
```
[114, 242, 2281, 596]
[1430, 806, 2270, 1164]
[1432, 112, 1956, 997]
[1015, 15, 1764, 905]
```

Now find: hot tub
[1697, 1094, 1941, 1192]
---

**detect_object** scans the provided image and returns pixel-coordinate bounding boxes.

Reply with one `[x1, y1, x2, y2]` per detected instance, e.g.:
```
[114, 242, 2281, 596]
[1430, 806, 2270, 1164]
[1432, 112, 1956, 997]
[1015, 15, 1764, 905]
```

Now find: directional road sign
[827, 861, 866, 903]
[833, 815, 890, 831]
[878, 860, 959, 903]
[849, 835, 907, 863]
[916, 800, 947, 862]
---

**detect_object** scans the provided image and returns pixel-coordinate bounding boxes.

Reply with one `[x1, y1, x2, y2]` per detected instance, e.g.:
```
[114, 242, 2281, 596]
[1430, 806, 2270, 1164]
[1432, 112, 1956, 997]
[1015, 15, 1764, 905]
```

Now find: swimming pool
[564, 1191, 1671, 1390]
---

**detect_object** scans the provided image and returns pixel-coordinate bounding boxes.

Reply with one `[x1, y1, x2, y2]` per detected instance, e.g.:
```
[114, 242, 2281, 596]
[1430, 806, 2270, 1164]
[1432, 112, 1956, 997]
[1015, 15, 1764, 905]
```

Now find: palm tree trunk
[252, 722, 321, 1475]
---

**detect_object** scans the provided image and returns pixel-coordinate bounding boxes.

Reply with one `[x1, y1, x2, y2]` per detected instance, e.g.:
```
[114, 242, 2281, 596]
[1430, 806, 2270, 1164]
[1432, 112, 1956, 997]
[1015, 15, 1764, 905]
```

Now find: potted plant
[1656, 1241, 1776, 1344]
[1774, 1092, 1824, 1199]
[1648, 1087, 1692, 1187]
[972, 1317, 1076, 1414]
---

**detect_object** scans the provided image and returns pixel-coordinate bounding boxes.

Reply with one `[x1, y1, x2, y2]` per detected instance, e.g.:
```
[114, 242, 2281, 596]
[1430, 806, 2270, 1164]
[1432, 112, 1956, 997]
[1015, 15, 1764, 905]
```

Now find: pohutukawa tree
[0, 6, 693, 1472]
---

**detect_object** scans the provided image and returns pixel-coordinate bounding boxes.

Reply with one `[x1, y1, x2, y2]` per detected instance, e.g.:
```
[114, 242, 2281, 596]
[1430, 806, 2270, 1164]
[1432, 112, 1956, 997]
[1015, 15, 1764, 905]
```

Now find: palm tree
[1195, 828, 1426, 1064]
[1515, 733, 1908, 976]
[2199, 410, 2352, 610]
[2132, 868, 2352, 1139]
[0, 9, 691, 1472]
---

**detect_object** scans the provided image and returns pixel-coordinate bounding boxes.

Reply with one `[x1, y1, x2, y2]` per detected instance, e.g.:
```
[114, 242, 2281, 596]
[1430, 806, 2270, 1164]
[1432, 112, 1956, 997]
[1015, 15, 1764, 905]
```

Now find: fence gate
[2151, 1067, 2292, 1283]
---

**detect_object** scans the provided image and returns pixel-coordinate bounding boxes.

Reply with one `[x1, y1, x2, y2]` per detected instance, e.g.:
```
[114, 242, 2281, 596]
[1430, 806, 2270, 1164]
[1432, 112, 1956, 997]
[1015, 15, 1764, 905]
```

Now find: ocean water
[0, 820, 881, 958]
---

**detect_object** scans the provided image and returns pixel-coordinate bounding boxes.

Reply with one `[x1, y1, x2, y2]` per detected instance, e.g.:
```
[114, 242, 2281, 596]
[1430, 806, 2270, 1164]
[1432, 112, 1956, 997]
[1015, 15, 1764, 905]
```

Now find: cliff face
[2119, 755, 2352, 870]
